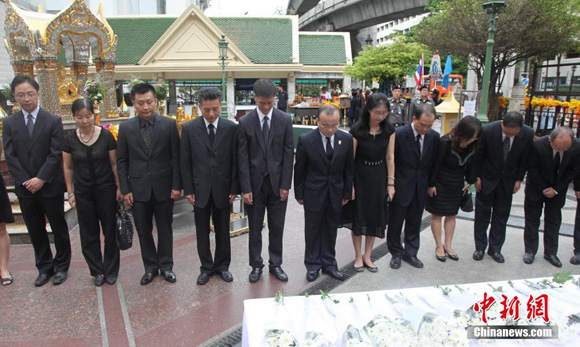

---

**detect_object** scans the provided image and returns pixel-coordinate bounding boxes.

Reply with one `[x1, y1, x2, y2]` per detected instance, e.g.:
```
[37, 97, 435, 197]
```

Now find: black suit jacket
[237, 108, 294, 196]
[475, 121, 534, 194]
[2, 108, 65, 198]
[117, 114, 181, 202]
[525, 136, 580, 202]
[294, 129, 354, 213]
[392, 125, 440, 207]
[180, 117, 239, 209]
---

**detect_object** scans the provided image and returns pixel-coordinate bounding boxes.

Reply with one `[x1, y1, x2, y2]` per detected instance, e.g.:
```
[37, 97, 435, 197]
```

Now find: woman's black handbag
[116, 200, 134, 250]
[460, 191, 474, 213]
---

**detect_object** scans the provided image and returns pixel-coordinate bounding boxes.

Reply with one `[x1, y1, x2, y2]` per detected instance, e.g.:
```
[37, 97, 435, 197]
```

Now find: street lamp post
[218, 35, 229, 118]
[477, 0, 506, 123]
[568, 65, 577, 101]
[365, 34, 373, 47]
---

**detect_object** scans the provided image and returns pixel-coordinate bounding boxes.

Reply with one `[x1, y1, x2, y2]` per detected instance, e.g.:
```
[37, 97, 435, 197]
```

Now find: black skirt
[0, 176, 14, 224]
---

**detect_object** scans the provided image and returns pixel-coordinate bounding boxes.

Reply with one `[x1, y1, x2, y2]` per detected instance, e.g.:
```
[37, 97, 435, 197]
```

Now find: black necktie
[27, 113, 34, 137]
[262, 116, 270, 143]
[143, 122, 151, 149]
[208, 123, 215, 146]
[503, 136, 510, 162]
[326, 136, 333, 161]
[553, 152, 561, 181]
[416, 134, 422, 157]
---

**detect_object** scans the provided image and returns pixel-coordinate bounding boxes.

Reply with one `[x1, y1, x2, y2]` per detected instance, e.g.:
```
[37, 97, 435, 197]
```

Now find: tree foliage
[344, 36, 430, 86]
[416, 0, 580, 120]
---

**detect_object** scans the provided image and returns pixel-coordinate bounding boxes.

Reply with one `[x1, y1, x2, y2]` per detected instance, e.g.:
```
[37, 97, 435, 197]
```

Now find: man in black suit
[237, 79, 294, 283]
[294, 105, 354, 282]
[387, 104, 440, 269]
[2, 75, 71, 286]
[523, 127, 580, 267]
[473, 111, 534, 263]
[277, 86, 288, 113]
[117, 84, 181, 285]
[181, 88, 238, 285]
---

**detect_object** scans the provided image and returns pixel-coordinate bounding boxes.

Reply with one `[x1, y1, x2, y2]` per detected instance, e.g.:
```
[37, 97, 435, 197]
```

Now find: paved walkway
[1, 185, 579, 346]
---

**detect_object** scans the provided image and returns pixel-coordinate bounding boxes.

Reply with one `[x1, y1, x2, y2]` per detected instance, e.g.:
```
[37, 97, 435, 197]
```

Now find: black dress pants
[75, 184, 120, 278]
[19, 194, 71, 274]
[304, 195, 340, 272]
[194, 193, 231, 274]
[387, 190, 424, 257]
[524, 196, 564, 256]
[474, 183, 513, 254]
[246, 176, 288, 269]
[132, 194, 174, 273]
[575, 198, 580, 255]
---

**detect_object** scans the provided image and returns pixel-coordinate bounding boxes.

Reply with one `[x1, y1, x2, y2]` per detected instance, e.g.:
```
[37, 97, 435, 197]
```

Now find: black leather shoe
[363, 262, 378, 273]
[94, 274, 105, 287]
[402, 255, 424, 268]
[323, 269, 345, 281]
[472, 250, 484, 260]
[161, 270, 177, 283]
[306, 271, 319, 282]
[489, 252, 505, 263]
[390, 256, 401, 269]
[249, 267, 262, 283]
[52, 271, 68, 285]
[34, 272, 52, 287]
[436, 249, 447, 262]
[443, 247, 459, 261]
[544, 254, 562, 268]
[571, 254, 580, 265]
[197, 273, 211, 285]
[105, 276, 117, 285]
[219, 271, 233, 282]
[269, 267, 288, 282]
[140, 270, 159, 285]
[523, 253, 535, 264]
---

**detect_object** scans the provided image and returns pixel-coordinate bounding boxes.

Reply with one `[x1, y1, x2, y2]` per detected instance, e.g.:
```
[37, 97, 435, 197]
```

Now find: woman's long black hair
[350, 92, 393, 138]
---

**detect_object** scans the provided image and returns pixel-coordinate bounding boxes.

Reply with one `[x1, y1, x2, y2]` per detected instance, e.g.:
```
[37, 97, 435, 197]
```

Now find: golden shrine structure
[3, 0, 118, 118]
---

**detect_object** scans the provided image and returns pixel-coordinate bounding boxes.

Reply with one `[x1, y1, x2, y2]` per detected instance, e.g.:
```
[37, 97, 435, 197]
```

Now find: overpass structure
[286, 0, 320, 16]
[298, 0, 428, 32]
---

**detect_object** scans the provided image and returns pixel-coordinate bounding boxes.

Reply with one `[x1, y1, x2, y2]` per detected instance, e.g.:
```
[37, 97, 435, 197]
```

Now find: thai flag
[415, 54, 424, 90]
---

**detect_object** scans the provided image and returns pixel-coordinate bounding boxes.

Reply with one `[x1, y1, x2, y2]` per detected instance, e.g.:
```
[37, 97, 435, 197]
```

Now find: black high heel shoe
[444, 247, 459, 261]
[436, 248, 447, 262]
[363, 261, 378, 273]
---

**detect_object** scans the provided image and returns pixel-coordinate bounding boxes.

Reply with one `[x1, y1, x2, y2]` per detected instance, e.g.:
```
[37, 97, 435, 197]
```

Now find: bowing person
[237, 79, 294, 283]
[117, 83, 181, 285]
[523, 127, 580, 267]
[2, 75, 71, 287]
[181, 88, 239, 285]
[473, 111, 534, 263]
[294, 105, 354, 282]
[387, 104, 439, 269]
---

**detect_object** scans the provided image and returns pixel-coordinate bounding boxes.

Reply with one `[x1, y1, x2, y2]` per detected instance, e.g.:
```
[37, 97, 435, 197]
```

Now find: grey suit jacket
[180, 117, 239, 209]
[237, 108, 294, 196]
[2, 108, 65, 198]
[117, 114, 181, 202]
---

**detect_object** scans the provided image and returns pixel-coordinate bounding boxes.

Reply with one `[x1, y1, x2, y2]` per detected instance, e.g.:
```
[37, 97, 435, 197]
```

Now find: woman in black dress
[0, 141, 15, 285]
[348, 93, 395, 272]
[63, 99, 121, 286]
[426, 116, 482, 261]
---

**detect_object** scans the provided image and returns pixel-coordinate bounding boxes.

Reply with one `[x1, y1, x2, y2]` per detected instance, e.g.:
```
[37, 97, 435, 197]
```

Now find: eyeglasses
[15, 92, 38, 99]
[320, 123, 339, 129]
[371, 110, 389, 116]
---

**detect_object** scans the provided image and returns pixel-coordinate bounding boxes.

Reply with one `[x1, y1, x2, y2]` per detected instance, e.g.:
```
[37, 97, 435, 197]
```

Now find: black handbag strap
[118, 199, 127, 212]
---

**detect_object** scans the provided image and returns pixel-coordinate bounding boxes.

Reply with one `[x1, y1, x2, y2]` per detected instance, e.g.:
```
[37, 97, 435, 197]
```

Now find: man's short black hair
[502, 111, 524, 128]
[253, 79, 276, 98]
[318, 104, 339, 117]
[419, 85, 429, 91]
[414, 103, 436, 120]
[11, 75, 39, 93]
[130, 83, 156, 99]
[198, 88, 222, 104]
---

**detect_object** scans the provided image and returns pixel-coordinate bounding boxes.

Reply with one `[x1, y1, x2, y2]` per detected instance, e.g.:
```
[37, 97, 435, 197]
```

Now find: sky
[205, 0, 292, 16]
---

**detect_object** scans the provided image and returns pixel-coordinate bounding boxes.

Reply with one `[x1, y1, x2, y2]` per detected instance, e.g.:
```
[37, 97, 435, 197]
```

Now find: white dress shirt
[411, 122, 424, 154]
[319, 131, 335, 151]
[203, 116, 219, 134]
[257, 107, 273, 130]
[23, 106, 40, 126]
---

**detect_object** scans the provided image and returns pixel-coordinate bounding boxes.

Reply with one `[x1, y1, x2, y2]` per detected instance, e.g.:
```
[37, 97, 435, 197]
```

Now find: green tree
[344, 36, 429, 87]
[416, 0, 580, 121]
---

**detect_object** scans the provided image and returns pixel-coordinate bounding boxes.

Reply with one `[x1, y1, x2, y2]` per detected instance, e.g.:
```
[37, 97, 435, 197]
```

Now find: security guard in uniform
[409, 85, 436, 122]
[388, 85, 407, 127]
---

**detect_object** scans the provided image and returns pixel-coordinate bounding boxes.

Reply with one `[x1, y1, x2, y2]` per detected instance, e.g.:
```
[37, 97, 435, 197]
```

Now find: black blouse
[428, 134, 478, 187]
[63, 128, 117, 188]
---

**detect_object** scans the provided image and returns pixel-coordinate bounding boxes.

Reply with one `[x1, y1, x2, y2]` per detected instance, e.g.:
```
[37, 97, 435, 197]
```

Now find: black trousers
[19, 194, 71, 274]
[575, 199, 580, 255]
[132, 195, 174, 273]
[524, 196, 564, 256]
[246, 176, 288, 269]
[474, 183, 513, 254]
[75, 184, 120, 278]
[194, 193, 231, 274]
[387, 191, 424, 257]
[304, 196, 340, 272]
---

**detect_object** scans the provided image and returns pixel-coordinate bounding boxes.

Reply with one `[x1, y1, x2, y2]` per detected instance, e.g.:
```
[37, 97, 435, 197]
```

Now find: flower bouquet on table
[152, 81, 168, 101]
[303, 331, 332, 347]
[363, 315, 417, 347]
[102, 123, 119, 141]
[342, 325, 372, 347]
[417, 312, 469, 347]
[264, 329, 297, 347]
[84, 79, 106, 105]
